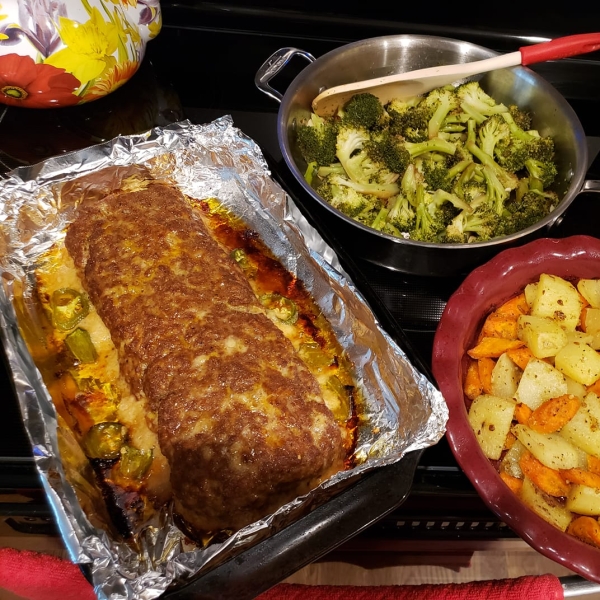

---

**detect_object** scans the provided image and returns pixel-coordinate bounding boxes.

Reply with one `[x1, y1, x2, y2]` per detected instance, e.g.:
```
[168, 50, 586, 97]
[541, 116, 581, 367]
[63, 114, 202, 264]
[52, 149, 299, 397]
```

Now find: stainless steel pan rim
[257, 35, 598, 276]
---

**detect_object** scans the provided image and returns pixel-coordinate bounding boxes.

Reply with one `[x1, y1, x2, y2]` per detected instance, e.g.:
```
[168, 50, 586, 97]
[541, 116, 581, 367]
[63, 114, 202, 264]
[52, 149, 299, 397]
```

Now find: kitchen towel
[0, 547, 95, 600]
[0, 547, 565, 600]
[258, 578, 565, 600]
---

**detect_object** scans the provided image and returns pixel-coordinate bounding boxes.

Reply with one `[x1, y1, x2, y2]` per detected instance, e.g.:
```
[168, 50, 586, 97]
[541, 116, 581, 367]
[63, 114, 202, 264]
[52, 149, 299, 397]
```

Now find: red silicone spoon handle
[520, 33, 600, 65]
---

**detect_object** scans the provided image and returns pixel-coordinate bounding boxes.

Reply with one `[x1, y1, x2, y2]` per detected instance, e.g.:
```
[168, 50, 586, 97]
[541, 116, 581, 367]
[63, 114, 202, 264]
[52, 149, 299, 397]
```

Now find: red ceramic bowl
[432, 235, 600, 582]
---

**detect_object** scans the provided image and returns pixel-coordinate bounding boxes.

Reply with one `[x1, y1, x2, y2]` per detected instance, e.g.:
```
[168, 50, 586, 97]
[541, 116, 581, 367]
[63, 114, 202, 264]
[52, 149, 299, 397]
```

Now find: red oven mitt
[0, 547, 565, 600]
[259, 578, 565, 600]
[0, 548, 96, 600]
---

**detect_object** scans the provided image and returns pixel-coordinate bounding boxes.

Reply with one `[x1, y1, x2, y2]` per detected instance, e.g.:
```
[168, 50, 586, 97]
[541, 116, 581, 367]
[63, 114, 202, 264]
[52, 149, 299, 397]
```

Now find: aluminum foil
[0, 117, 447, 599]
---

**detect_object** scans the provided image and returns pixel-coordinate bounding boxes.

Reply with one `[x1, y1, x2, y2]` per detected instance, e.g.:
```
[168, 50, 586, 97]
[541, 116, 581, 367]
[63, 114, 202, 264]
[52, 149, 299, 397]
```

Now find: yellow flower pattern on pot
[0, 0, 161, 108]
[45, 7, 120, 85]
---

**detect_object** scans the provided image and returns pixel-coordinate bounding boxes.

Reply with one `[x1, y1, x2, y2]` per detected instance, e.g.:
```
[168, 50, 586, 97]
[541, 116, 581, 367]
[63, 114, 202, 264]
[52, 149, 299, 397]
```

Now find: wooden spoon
[312, 33, 600, 117]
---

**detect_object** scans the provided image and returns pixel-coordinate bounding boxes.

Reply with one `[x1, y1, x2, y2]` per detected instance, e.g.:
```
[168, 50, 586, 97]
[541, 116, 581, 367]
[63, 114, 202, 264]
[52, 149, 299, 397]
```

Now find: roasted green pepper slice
[298, 341, 332, 368]
[51, 288, 89, 331]
[230, 248, 258, 277]
[83, 422, 126, 460]
[259, 293, 298, 324]
[76, 377, 120, 404]
[114, 446, 153, 481]
[326, 375, 352, 420]
[65, 328, 98, 363]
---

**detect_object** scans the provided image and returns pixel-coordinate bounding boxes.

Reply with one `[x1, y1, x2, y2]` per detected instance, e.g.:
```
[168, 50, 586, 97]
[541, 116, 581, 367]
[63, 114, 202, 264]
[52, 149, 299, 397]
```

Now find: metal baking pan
[0, 119, 445, 599]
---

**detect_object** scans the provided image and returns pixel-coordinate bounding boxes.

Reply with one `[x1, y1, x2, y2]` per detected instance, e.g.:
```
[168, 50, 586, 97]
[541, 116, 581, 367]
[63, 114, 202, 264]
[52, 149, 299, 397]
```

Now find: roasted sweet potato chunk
[495, 293, 530, 318]
[467, 337, 525, 360]
[567, 516, 600, 548]
[561, 468, 600, 489]
[527, 394, 581, 434]
[481, 314, 519, 340]
[478, 357, 495, 395]
[514, 402, 533, 425]
[506, 346, 534, 370]
[464, 359, 483, 400]
[519, 451, 571, 497]
[500, 471, 523, 494]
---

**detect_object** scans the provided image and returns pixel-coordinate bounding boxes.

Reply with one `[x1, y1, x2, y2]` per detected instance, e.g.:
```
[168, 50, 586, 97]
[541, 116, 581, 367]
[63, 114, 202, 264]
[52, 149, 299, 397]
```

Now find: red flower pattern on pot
[0, 54, 80, 108]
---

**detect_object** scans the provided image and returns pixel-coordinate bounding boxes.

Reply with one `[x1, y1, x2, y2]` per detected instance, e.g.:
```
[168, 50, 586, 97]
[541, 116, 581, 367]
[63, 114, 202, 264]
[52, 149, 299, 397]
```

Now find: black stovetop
[3, 0, 600, 552]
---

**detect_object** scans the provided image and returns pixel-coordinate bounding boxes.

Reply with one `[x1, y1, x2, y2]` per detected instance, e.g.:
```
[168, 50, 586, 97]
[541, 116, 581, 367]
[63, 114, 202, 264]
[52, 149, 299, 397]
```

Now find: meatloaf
[64, 182, 346, 533]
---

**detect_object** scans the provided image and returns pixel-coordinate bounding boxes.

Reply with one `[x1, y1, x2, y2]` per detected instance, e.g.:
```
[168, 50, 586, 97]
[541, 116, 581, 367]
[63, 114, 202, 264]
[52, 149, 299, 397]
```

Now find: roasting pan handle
[255, 47, 315, 103]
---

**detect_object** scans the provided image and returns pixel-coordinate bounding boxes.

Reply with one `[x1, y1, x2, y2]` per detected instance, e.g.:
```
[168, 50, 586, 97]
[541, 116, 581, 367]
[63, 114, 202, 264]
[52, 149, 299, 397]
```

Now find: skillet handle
[581, 179, 600, 193]
[255, 47, 315, 103]
[547, 179, 600, 236]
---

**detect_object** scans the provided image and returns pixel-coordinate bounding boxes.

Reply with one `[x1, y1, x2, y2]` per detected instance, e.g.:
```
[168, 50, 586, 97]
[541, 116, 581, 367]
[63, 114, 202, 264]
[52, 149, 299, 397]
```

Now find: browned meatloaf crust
[64, 182, 345, 533]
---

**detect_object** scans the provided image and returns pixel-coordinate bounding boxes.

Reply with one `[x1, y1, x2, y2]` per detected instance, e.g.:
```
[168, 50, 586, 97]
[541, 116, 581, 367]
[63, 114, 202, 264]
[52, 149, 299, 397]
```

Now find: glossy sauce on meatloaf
[64, 182, 346, 533]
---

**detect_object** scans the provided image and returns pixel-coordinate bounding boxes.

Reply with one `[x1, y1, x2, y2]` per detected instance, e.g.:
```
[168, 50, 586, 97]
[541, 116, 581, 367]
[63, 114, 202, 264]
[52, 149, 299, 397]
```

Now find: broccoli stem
[371, 207, 390, 230]
[529, 177, 544, 193]
[441, 124, 466, 133]
[304, 161, 318, 185]
[317, 164, 345, 177]
[405, 138, 456, 158]
[428, 98, 455, 139]
[482, 165, 508, 215]
[446, 159, 472, 181]
[387, 194, 405, 219]
[454, 162, 477, 200]
[466, 137, 518, 192]
[432, 189, 473, 213]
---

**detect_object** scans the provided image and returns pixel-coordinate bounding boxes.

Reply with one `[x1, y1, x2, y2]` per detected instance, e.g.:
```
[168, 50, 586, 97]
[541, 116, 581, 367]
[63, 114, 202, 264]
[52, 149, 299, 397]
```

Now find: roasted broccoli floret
[365, 131, 411, 176]
[508, 104, 532, 131]
[317, 176, 380, 218]
[493, 136, 530, 172]
[524, 158, 558, 189]
[452, 160, 486, 200]
[335, 126, 372, 183]
[501, 111, 535, 142]
[498, 190, 558, 235]
[296, 113, 339, 166]
[418, 155, 453, 192]
[455, 81, 508, 123]
[466, 119, 519, 192]
[460, 178, 488, 204]
[411, 185, 472, 242]
[478, 114, 511, 158]
[341, 93, 387, 130]
[399, 162, 424, 207]
[386, 97, 432, 142]
[412, 185, 445, 242]
[384, 193, 416, 234]
[446, 203, 500, 243]
[501, 112, 555, 162]
[526, 135, 555, 163]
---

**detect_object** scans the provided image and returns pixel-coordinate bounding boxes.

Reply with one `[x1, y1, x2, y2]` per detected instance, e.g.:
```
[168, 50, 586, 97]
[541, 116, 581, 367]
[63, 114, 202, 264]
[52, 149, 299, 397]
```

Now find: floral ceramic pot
[0, 0, 161, 108]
